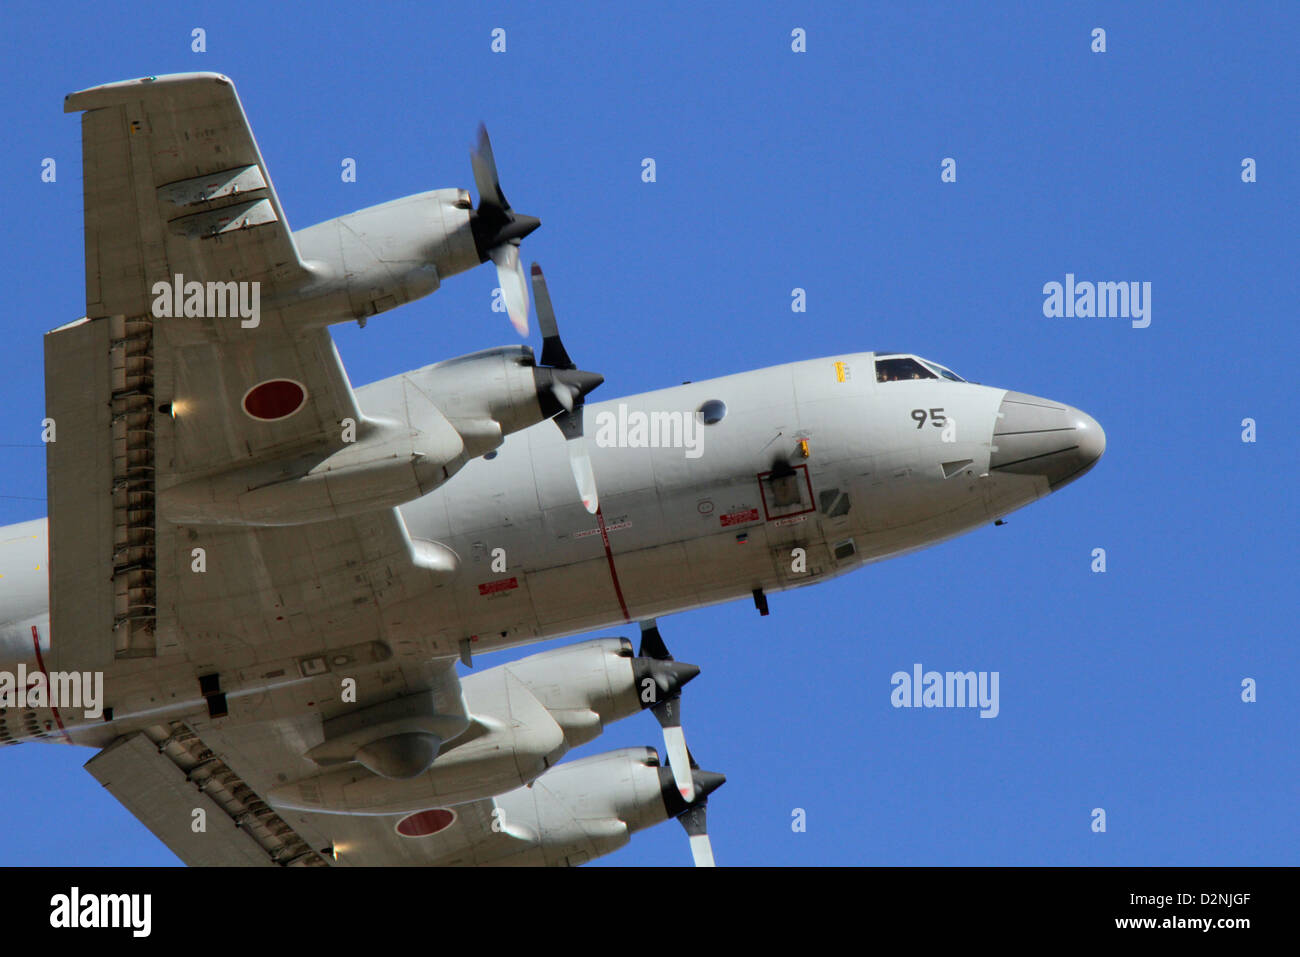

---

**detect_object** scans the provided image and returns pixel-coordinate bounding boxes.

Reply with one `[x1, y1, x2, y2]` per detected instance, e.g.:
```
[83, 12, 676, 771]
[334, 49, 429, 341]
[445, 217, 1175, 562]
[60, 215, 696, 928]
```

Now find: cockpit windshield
[874, 353, 965, 383]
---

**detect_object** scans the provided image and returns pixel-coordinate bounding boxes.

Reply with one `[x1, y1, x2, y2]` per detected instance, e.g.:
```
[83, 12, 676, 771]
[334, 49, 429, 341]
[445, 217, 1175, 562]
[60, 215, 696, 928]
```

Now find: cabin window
[698, 399, 727, 424]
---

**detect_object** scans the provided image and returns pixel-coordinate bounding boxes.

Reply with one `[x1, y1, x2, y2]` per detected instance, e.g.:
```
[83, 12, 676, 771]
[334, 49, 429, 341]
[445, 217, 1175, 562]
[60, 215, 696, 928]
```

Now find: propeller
[638, 619, 699, 803]
[469, 125, 541, 336]
[529, 263, 603, 513]
[658, 751, 725, 867]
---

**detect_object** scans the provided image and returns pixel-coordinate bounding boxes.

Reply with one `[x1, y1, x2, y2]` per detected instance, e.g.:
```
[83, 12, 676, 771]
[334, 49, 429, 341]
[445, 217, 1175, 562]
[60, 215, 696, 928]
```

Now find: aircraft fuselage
[0, 350, 1103, 749]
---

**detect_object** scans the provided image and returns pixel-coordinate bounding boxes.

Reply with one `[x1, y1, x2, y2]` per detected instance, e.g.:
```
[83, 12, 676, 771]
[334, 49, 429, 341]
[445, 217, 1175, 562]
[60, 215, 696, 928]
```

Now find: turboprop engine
[267, 639, 699, 815]
[407, 345, 602, 461]
[418, 747, 726, 867]
[284, 127, 540, 333]
[158, 343, 598, 528]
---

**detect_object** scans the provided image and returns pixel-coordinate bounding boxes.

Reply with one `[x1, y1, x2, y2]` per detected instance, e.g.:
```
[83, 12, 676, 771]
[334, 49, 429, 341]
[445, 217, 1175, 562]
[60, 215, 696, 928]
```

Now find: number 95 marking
[910, 408, 946, 429]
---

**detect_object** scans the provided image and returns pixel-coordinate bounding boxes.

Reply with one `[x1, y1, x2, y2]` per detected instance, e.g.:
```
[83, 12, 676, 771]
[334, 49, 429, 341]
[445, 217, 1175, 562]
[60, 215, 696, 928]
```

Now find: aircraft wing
[52, 72, 451, 666]
[63, 71, 355, 472]
[54, 76, 476, 865]
[65, 72, 310, 319]
[84, 656, 488, 867]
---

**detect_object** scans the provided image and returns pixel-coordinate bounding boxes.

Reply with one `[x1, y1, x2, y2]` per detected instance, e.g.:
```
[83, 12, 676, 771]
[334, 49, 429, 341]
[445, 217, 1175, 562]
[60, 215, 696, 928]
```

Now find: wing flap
[86, 731, 277, 866]
[44, 317, 126, 670]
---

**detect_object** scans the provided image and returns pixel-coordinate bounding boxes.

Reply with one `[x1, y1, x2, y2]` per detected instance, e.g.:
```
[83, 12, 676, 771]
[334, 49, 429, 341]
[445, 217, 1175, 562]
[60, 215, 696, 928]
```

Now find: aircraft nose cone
[990, 392, 1105, 491]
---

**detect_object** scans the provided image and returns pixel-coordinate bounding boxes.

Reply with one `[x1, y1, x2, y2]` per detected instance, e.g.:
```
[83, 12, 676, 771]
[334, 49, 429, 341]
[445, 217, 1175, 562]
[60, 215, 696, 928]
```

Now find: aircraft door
[757, 462, 831, 586]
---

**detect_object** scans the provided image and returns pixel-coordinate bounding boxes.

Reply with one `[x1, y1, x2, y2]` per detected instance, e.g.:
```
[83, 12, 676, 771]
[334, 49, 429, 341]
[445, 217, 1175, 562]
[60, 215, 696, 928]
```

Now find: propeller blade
[528, 263, 603, 511]
[530, 264, 574, 370]
[639, 622, 695, 801]
[566, 435, 599, 514]
[688, 833, 716, 868]
[660, 762, 725, 867]
[550, 380, 576, 413]
[470, 127, 539, 337]
[638, 618, 672, 661]
[471, 124, 508, 212]
[662, 722, 694, 802]
[490, 243, 529, 336]
[678, 803, 716, 868]
[643, 621, 721, 866]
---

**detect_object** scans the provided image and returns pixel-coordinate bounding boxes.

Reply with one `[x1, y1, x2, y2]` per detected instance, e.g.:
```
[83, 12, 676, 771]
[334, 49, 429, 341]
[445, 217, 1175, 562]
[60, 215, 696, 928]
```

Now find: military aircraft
[0, 73, 1104, 867]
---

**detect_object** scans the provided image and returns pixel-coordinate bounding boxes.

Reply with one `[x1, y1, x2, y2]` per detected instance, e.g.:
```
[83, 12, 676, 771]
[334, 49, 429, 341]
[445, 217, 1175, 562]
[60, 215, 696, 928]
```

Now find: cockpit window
[918, 358, 965, 382]
[875, 356, 936, 382]
[875, 354, 966, 383]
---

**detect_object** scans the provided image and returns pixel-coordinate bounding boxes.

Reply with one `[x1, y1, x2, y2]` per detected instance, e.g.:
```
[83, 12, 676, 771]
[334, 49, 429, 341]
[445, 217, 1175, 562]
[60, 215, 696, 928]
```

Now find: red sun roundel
[242, 379, 307, 421]
[396, 808, 457, 837]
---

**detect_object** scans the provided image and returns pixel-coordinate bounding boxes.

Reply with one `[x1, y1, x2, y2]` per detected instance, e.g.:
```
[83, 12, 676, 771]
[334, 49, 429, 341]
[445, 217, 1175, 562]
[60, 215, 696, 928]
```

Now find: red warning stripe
[595, 507, 630, 622]
[31, 625, 71, 743]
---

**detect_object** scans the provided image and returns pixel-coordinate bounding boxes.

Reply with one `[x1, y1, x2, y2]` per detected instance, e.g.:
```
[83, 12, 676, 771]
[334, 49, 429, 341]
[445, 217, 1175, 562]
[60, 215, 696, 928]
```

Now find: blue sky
[0, 1, 1295, 866]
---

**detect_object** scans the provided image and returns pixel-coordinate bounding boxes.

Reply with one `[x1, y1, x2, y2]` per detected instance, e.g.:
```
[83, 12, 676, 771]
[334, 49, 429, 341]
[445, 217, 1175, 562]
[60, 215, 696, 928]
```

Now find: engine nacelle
[158, 410, 464, 527]
[289, 188, 480, 324]
[427, 748, 677, 867]
[403, 346, 548, 458]
[266, 639, 696, 815]
[268, 672, 565, 814]
[469, 637, 696, 750]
